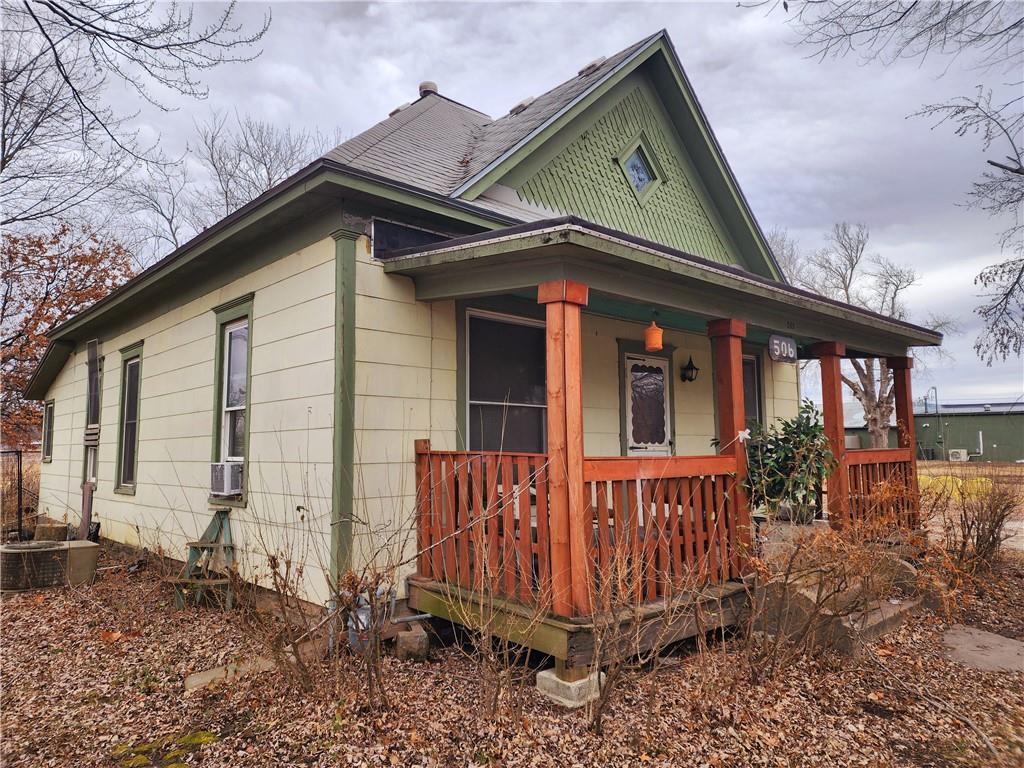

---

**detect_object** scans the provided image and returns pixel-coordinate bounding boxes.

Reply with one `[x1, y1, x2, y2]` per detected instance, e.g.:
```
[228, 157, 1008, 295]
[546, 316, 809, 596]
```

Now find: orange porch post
[707, 319, 752, 567]
[887, 356, 920, 527]
[809, 342, 850, 527]
[538, 279, 589, 617]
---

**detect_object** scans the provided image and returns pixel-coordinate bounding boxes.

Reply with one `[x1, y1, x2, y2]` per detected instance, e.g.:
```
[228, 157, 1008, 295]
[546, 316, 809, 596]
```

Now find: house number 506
[768, 334, 798, 363]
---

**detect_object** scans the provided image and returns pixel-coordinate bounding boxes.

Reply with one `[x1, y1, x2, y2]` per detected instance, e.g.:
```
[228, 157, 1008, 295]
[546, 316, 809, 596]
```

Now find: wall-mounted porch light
[680, 356, 700, 383]
[644, 320, 664, 352]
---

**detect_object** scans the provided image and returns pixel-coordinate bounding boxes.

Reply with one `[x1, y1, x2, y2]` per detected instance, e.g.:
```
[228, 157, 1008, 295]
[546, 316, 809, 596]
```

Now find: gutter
[382, 217, 943, 346]
[45, 159, 522, 341]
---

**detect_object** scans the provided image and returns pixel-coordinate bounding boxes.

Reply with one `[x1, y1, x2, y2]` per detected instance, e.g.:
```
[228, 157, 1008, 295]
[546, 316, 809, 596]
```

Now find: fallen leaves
[1, 546, 1022, 767]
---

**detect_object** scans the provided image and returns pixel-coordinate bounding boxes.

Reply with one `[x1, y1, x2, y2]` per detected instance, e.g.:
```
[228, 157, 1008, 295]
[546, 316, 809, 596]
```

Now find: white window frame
[221, 318, 248, 463]
[465, 309, 547, 452]
[623, 353, 672, 456]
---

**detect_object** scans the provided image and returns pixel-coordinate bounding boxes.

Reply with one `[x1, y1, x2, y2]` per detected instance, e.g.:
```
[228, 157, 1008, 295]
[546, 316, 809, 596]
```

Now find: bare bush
[920, 463, 1023, 569]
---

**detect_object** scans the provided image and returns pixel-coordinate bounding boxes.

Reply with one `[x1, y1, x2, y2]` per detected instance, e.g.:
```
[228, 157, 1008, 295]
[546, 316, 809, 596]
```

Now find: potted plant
[745, 400, 837, 524]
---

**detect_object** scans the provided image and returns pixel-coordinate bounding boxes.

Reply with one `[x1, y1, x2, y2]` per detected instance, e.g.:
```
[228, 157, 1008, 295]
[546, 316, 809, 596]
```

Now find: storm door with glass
[624, 353, 672, 455]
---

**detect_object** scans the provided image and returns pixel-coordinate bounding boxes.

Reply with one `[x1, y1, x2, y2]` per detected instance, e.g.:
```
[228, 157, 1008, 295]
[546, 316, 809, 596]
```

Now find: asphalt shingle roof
[322, 31, 662, 201]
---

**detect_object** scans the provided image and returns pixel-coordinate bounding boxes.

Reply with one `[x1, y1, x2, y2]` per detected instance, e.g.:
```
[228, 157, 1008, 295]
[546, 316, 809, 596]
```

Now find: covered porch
[381, 218, 941, 673]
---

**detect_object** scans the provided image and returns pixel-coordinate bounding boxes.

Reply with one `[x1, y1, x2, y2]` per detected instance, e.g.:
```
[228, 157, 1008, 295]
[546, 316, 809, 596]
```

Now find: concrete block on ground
[536, 667, 604, 709]
[395, 621, 430, 661]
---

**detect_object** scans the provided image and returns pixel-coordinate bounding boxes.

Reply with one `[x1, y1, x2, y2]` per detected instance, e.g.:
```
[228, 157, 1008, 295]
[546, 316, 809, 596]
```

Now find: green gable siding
[515, 85, 740, 267]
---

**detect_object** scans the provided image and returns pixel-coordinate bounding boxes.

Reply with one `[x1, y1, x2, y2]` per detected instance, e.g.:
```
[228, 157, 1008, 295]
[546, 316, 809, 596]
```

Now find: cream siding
[352, 236, 456, 581]
[36, 237, 337, 603]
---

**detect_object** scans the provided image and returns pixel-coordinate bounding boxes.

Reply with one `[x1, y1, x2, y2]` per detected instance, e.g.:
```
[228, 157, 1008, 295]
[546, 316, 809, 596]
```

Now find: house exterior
[26, 31, 941, 655]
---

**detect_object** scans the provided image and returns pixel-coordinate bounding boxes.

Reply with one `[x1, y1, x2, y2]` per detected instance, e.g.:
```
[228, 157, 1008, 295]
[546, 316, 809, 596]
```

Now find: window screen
[468, 315, 546, 453]
[119, 357, 141, 486]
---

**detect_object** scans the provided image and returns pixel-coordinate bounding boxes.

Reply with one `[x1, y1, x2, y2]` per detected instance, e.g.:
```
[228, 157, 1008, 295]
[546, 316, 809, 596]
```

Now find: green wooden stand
[173, 509, 235, 609]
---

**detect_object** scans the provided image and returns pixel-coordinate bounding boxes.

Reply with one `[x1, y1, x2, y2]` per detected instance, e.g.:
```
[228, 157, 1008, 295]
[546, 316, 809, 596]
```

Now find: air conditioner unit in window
[211, 462, 244, 495]
[948, 449, 969, 462]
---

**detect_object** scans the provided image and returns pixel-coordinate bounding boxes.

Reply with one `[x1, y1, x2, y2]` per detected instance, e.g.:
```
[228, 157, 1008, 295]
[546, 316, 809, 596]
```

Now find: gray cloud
[117, 2, 1023, 401]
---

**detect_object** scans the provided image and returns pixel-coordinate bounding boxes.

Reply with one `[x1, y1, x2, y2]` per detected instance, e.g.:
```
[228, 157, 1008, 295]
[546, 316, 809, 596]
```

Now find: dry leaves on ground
[2, 547, 1022, 767]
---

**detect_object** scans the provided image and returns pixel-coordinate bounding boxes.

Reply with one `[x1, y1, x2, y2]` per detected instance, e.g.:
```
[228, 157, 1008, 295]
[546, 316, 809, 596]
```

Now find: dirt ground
[2, 546, 1022, 768]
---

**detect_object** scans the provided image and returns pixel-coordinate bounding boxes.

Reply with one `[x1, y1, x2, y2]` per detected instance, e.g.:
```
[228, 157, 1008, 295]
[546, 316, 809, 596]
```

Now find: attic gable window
[624, 148, 654, 194]
[616, 132, 665, 205]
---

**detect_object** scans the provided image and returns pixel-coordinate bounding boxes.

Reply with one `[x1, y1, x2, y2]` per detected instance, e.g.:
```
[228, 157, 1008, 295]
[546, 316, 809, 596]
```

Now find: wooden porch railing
[583, 454, 745, 603]
[414, 442, 552, 605]
[843, 447, 919, 529]
[414, 441, 747, 614]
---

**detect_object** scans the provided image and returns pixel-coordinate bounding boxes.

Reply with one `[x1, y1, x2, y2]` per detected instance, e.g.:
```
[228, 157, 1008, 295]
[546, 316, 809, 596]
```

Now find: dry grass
[1, 451, 40, 536]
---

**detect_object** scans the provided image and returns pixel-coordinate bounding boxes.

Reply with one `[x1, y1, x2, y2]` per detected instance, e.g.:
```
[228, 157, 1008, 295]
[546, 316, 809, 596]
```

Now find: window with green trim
[615, 131, 665, 205]
[41, 400, 54, 461]
[117, 354, 142, 488]
[220, 318, 249, 462]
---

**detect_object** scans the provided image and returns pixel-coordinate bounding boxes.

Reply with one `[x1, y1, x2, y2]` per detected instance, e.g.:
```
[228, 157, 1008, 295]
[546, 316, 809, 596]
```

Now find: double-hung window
[116, 345, 142, 491]
[467, 312, 547, 453]
[41, 401, 55, 461]
[220, 318, 249, 462]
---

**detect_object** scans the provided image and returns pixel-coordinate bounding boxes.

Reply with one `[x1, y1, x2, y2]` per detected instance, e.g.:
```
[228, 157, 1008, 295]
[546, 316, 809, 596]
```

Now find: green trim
[332, 229, 360, 584]
[615, 130, 666, 207]
[617, 339, 676, 456]
[114, 341, 144, 494]
[210, 295, 254, 506]
[41, 400, 54, 462]
[456, 35, 662, 198]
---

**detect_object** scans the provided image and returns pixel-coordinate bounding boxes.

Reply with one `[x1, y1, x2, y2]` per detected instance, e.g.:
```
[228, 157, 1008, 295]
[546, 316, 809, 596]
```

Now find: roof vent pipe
[418, 81, 438, 97]
[578, 56, 607, 77]
[508, 96, 534, 116]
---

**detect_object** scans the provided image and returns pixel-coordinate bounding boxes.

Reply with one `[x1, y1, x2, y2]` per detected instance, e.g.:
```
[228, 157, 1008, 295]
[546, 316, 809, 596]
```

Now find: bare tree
[120, 111, 343, 266]
[756, 1, 1023, 364]
[774, 222, 950, 447]
[189, 110, 342, 227]
[916, 87, 1023, 364]
[1, 0, 270, 229]
[1, 15, 127, 227]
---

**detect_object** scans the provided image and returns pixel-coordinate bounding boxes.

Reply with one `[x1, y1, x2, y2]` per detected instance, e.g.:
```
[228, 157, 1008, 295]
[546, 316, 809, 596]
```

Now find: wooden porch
[407, 280, 923, 675]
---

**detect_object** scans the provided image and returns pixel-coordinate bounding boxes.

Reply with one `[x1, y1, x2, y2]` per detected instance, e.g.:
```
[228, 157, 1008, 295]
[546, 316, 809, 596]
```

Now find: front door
[624, 353, 672, 455]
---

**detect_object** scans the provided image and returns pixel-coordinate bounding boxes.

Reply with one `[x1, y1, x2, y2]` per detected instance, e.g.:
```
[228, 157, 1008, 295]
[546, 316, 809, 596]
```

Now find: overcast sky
[125, 1, 1023, 405]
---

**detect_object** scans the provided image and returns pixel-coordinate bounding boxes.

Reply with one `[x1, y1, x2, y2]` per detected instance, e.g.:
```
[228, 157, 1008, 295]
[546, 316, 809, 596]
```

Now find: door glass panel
[630, 362, 667, 446]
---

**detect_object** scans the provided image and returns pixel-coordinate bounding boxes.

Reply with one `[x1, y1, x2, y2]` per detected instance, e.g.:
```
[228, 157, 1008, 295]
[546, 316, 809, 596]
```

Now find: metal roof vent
[388, 102, 411, 117]
[578, 56, 606, 77]
[418, 81, 439, 97]
[508, 96, 534, 116]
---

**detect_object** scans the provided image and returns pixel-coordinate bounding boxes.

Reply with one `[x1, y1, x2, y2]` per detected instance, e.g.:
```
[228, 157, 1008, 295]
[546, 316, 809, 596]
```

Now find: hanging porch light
[644, 320, 663, 352]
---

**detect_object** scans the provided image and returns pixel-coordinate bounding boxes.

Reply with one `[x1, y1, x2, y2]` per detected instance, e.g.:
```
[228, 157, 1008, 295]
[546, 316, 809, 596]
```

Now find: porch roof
[381, 217, 943, 357]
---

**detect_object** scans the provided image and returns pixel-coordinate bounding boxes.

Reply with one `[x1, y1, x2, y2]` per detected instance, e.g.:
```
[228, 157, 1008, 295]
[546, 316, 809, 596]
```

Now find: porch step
[754, 552, 924, 656]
